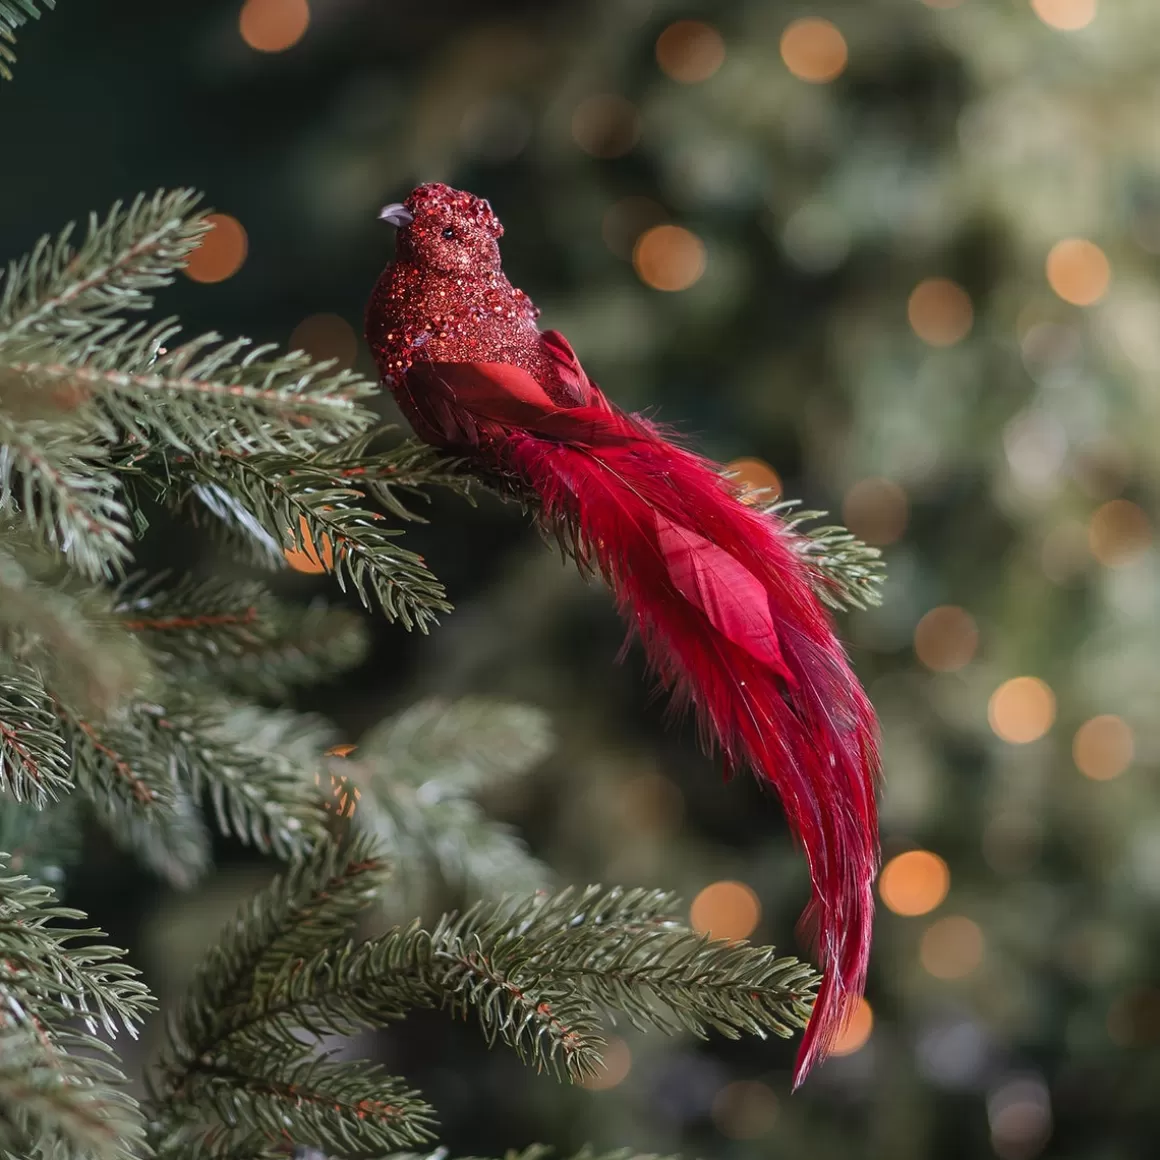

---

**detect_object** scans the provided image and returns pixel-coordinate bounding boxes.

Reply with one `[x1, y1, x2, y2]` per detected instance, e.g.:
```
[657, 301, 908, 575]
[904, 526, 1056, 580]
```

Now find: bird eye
[441, 226, 456, 240]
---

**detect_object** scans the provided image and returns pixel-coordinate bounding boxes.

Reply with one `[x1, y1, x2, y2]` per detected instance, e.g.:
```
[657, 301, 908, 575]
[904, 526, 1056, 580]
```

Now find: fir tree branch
[0, 416, 132, 579]
[0, 0, 53, 82]
[113, 576, 369, 698]
[755, 497, 886, 611]
[186, 448, 452, 630]
[0, 663, 73, 806]
[0, 189, 205, 342]
[6, 322, 380, 457]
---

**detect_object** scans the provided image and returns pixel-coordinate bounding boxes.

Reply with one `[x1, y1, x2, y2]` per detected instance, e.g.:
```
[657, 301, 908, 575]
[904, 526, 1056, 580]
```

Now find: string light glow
[185, 214, 248, 284]
[988, 677, 1055, 744]
[571, 94, 640, 159]
[711, 1081, 779, 1138]
[289, 313, 358, 370]
[239, 0, 310, 53]
[842, 477, 909, 546]
[284, 514, 335, 574]
[780, 18, 848, 83]
[1031, 0, 1097, 31]
[879, 850, 950, 916]
[920, 916, 984, 978]
[831, 997, 873, 1055]
[656, 20, 726, 84]
[689, 880, 761, 941]
[914, 605, 978, 672]
[725, 457, 782, 499]
[1045, 238, 1110, 306]
[633, 225, 706, 291]
[908, 278, 974, 346]
[1088, 499, 1151, 566]
[579, 1036, 631, 1090]
[1073, 715, 1134, 780]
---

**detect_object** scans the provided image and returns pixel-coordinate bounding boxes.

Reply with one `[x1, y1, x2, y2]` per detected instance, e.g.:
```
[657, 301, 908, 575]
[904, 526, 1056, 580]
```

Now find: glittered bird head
[379, 183, 504, 276]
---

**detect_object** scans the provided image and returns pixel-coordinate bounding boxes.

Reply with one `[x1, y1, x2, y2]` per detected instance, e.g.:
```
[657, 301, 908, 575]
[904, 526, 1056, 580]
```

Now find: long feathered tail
[502, 401, 881, 1087]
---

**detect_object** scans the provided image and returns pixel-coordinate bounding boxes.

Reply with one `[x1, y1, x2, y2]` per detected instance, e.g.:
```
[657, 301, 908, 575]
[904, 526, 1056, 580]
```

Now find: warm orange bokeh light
[780, 18, 848, 84]
[920, 916, 984, 978]
[908, 278, 974, 347]
[239, 0, 310, 53]
[633, 225, 707, 292]
[326, 743, 358, 757]
[989, 677, 1056, 744]
[1088, 499, 1151, 566]
[711, 1081, 779, 1139]
[1031, 0, 1097, 31]
[1046, 238, 1110, 306]
[290, 313, 358, 370]
[601, 197, 667, 259]
[185, 214, 248, 284]
[656, 20, 726, 84]
[571, 94, 640, 159]
[914, 605, 978, 672]
[831, 998, 873, 1056]
[726, 457, 782, 499]
[690, 881, 761, 941]
[842, 477, 909, 546]
[579, 1036, 631, 1090]
[879, 850, 951, 917]
[1073, 715, 1134, 780]
[284, 514, 335, 574]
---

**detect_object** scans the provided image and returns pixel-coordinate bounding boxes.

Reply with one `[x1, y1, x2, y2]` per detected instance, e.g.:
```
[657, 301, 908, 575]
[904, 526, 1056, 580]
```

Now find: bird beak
[379, 203, 414, 227]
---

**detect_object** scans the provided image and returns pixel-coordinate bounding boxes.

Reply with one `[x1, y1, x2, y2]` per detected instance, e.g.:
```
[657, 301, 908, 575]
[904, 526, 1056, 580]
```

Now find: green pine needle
[0, 0, 54, 82]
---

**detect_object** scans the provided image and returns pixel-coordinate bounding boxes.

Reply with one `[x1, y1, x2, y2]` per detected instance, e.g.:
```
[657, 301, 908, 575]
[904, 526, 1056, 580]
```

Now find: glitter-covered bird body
[366, 183, 881, 1087]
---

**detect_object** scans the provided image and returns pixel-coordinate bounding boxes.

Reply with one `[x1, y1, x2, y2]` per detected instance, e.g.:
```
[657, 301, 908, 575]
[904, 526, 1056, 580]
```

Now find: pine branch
[756, 497, 886, 612]
[0, 0, 53, 82]
[113, 576, 369, 698]
[0, 663, 73, 806]
[350, 699, 553, 913]
[0, 417, 132, 579]
[359, 699, 553, 794]
[6, 322, 380, 457]
[387, 1148, 681, 1160]
[0, 190, 205, 343]
[184, 447, 452, 629]
[0, 541, 148, 716]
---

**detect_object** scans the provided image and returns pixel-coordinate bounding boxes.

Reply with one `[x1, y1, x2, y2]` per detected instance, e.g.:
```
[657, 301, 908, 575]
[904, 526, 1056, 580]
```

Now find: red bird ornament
[366, 183, 880, 1086]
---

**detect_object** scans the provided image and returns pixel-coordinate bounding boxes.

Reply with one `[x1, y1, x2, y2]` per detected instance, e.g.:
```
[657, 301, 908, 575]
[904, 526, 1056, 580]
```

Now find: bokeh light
[842, 477, 909, 546]
[579, 1036, 631, 1091]
[879, 850, 951, 916]
[633, 225, 706, 291]
[284, 514, 335, 574]
[1088, 499, 1151, 566]
[1045, 238, 1110, 305]
[907, 278, 974, 346]
[289, 313, 358, 370]
[571, 95, 640, 159]
[601, 197, 667, 260]
[1031, 0, 1097, 31]
[988, 1076, 1053, 1160]
[185, 214, 248, 284]
[239, 0, 309, 53]
[726, 457, 782, 499]
[711, 1081, 779, 1138]
[655, 21, 726, 84]
[830, 998, 873, 1055]
[326, 743, 358, 757]
[1073, 715, 1134, 780]
[689, 881, 761, 941]
[914, 606, 978, 672]
[988, 677, 1055, 744]
[779, 18, 848, 83]
[920, 916, 985, 979]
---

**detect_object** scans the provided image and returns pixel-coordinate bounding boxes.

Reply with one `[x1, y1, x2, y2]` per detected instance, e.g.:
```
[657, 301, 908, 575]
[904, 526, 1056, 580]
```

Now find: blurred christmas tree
[2, 1, 1158, 1159]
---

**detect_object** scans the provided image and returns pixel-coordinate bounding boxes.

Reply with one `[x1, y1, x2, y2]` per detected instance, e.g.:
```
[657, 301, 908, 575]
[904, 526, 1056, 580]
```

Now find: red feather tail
[502, 404, 880, 1087]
